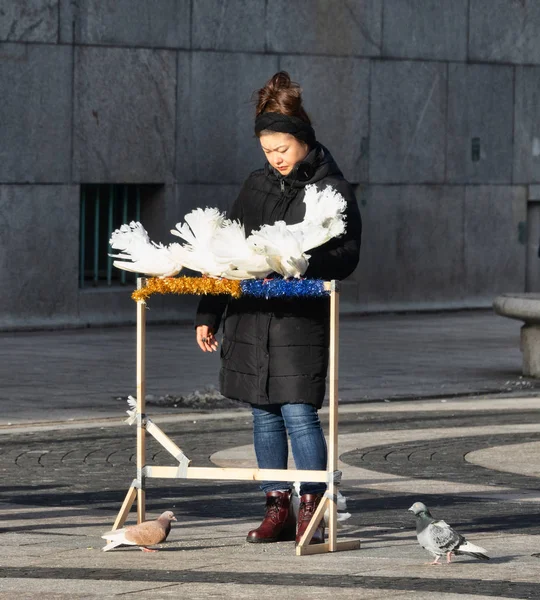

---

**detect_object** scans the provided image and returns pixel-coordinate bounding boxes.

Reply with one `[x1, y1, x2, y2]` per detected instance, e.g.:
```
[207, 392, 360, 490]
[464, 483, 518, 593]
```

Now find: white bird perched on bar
[247, 221, 309, 279]
[243, 185, 348, 278]
[109, 221, 183, 278]
[288, 184, 347, 247]
[170, 207, 234, 277]
[110, 184, 347, 280]
[206, 219, 274, 280]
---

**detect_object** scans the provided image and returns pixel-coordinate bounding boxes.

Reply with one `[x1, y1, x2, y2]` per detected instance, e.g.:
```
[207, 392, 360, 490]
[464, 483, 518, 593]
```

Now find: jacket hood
[264, 143, 343, 189]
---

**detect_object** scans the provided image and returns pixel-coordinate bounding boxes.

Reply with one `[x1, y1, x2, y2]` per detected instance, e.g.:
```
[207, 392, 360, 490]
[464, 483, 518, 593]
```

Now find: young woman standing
[195, 72, 362, 545]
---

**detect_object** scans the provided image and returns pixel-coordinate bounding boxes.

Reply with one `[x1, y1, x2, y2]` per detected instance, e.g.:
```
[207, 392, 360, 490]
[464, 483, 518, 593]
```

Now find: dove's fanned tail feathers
[109, 221, 183, 277]
[289, 185, 347, 252]
[455, 541, 490, 560]
[110, 221, 150, 251]
[302, 184, 347, 224]
[208, 220, 246, 259]
[171, 207, 226, 246]
[170, 208, 236, 276]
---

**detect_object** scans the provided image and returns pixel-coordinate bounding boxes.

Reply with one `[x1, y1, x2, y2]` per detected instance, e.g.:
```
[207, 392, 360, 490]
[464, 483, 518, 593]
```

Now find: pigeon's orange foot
[446, 552, 453, 563]
[141, 547, 158, 552]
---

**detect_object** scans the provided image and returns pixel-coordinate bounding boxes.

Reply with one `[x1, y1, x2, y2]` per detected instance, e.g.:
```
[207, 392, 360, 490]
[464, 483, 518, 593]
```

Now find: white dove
[170, 207, 233, 277]
[247, 221, 309, 279]
[209, 219, 273, 280]
[101, 511, 176, 552]
[409, 502, 490, 565]
[237, 184, 347, 278]
[109, 221, 183, 278]
[288, 184, 347, 251]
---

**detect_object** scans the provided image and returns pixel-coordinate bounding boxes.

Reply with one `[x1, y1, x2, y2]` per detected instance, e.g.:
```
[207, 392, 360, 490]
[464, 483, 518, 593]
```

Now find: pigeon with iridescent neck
[408, 502, 489, 565]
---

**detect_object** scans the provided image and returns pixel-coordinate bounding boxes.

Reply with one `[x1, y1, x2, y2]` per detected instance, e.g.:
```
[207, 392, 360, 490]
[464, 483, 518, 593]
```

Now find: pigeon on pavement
[101, 511, 176, 552]
[408, 501, 489, 564]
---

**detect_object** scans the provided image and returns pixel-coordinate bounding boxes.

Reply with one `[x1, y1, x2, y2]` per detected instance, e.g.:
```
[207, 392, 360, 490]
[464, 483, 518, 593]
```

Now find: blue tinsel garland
[240, 279, 329, 298]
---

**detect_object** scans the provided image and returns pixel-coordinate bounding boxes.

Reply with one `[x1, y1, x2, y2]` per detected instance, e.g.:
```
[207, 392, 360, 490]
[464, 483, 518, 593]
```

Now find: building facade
[1, 0, 539, 329]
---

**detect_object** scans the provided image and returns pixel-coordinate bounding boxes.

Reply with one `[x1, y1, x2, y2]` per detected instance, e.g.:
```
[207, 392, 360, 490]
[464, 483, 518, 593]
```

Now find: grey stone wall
[73, 46, 177, 183]
[0, 0, 536, 329]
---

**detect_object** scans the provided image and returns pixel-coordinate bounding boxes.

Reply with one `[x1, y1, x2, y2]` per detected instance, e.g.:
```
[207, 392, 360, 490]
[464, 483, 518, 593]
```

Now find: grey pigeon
[101, 511, 176, 552]
[408, 502, 489, 564]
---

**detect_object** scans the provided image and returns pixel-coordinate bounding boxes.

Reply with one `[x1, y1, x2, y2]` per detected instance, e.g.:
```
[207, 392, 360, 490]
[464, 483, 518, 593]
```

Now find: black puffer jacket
[195, 143, 362, 409]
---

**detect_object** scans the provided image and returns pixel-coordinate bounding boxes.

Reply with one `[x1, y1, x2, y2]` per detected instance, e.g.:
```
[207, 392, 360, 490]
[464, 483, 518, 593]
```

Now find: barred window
[79, 184, 161, 288]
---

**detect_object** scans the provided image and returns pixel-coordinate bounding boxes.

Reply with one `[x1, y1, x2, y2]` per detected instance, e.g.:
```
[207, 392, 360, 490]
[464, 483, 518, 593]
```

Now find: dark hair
[254, 71, 311, 125]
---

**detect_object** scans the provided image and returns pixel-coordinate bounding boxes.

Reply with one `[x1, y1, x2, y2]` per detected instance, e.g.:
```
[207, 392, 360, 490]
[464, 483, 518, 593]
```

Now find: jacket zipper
[280, 178, 285, 193]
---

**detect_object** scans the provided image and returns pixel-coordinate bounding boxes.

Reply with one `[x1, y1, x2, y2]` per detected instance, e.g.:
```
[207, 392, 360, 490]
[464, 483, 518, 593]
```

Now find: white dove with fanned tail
[408, 502, 489, 564]
[288, 184, 347, 247]
[243, 184, 348, 279]
[247, 221, 309, 279]
[109, 222, 183, 278]
[109, 184, 347, 279]
[170, 207, 234, 277]
[101, 510, 176, 552]
[207, 219, 273, 280]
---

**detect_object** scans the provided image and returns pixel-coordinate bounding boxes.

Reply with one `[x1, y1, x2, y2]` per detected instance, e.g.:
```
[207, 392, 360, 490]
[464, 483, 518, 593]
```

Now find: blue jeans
[252, 403, 327, 496]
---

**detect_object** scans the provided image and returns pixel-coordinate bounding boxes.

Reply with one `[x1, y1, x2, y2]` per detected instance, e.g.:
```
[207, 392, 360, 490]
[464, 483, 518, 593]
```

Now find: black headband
[254, 112, 316, 147]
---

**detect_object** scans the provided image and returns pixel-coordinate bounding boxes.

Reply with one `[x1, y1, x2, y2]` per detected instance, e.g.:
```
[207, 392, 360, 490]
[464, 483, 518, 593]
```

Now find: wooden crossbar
[144, 466, 328, 482]
[110, 278, 360, 555]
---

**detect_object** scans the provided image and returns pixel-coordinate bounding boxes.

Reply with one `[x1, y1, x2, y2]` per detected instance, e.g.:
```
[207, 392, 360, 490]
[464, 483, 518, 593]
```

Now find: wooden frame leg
[111, 485, 137, 532]
[136, 278, 147, 524]
[296, 496, 329, 554]
[328, 281, 339, 551]
[297, 281, 361, 555]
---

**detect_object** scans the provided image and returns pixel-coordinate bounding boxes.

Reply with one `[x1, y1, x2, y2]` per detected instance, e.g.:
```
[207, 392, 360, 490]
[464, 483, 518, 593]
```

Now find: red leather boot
[296, 493, 325, 545]
[246, 491, 296, 543]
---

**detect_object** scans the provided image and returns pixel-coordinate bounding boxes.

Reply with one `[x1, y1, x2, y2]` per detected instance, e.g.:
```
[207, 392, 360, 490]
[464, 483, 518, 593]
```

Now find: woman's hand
[196, 325, 218, 352]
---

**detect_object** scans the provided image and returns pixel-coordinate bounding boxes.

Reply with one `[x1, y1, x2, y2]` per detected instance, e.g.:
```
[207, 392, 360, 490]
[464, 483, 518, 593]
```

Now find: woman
[195, 72, 362, 545]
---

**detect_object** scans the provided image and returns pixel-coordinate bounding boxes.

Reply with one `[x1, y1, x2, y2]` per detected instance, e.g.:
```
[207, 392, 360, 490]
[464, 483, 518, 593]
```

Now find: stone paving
[0, 311, 540, 598]
[0, 310, 536, 424]
[1, 400, 540, 598]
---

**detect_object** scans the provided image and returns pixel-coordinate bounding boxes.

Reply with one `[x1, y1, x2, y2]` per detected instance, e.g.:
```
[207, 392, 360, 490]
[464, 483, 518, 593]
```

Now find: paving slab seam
[1, 396, 539, 434]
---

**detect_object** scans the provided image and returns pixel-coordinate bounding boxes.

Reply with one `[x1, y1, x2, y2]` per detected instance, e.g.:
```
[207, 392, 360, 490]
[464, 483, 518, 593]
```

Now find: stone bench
[493, 293, 540, 377]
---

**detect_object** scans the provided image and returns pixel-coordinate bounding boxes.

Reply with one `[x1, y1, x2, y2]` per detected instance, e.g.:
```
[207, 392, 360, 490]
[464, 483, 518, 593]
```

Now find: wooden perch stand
[111, 277, 360, 556]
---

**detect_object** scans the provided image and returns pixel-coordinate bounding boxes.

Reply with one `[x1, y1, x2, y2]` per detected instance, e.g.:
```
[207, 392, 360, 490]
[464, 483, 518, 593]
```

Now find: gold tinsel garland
[131, 277, 242, 303]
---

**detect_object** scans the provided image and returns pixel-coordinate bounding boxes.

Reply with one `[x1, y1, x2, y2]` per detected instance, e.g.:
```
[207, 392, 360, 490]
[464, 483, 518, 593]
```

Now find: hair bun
[254, 71, 311, 125]
[268, 71, 294, 93]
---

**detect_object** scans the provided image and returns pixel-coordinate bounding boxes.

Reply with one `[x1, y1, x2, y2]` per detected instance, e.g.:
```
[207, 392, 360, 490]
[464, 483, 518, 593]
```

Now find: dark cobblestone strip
[341, 432, 540, 492]
[0, 567, 536, 598]
[336, 409, 540, 433]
